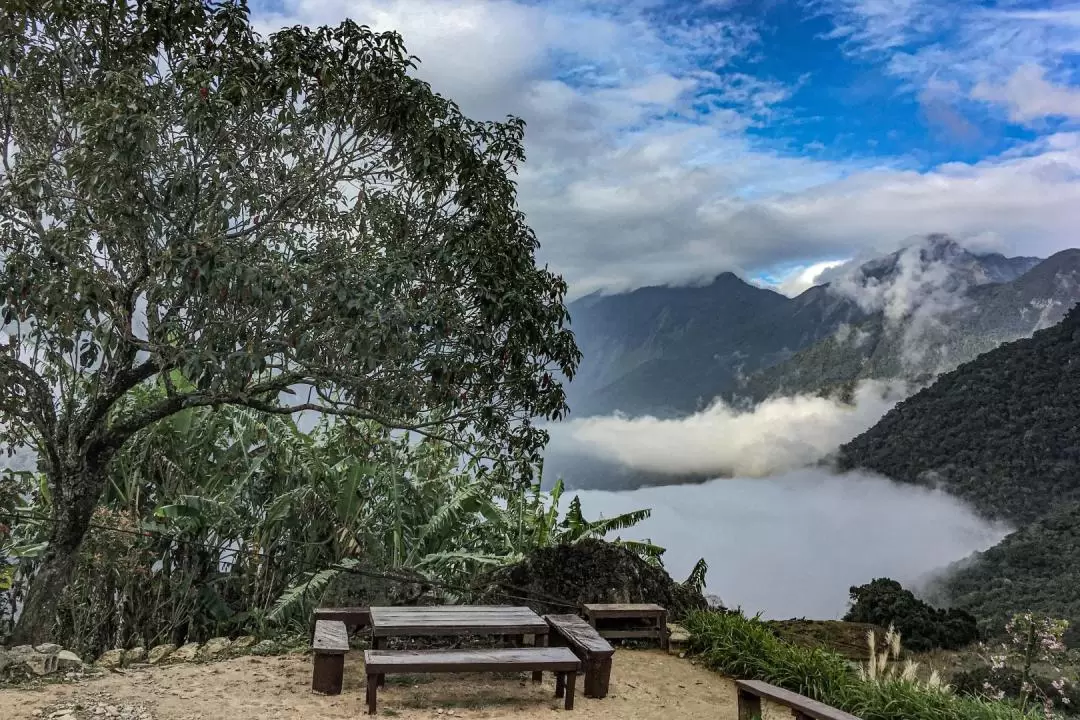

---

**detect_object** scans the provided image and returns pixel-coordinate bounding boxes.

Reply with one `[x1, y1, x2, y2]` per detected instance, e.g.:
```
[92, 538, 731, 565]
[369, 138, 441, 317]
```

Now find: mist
[547, 380, 906, 479]
[572, 468, 1012, 619]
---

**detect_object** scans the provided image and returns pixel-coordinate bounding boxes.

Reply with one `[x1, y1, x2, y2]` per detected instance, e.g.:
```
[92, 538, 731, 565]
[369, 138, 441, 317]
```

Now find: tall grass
[684, 610, 1043, 720]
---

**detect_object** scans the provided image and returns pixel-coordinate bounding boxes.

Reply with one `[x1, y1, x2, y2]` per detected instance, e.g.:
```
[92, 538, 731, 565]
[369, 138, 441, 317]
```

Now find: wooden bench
[736, 679, 863, 720]
[363, 647, 581, 715]
[314, 606, 372, 634]
[311, 620, 349, 695]
[544, 614, 615, 699]
[582, 603, 668, 650]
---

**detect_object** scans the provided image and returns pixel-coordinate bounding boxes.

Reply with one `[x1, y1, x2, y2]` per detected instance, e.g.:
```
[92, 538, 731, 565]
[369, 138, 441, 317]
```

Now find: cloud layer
[573, 469, 1012, 619]
[548, 380, 907, 478]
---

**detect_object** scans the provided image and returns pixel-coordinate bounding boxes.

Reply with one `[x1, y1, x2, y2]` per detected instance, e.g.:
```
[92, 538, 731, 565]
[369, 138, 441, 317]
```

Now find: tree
[0, 0, 579, 642]
[844, 578, 980, 653]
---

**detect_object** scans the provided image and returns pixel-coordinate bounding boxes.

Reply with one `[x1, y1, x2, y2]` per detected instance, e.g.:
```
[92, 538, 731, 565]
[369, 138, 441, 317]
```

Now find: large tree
[0, 0, 578, 642]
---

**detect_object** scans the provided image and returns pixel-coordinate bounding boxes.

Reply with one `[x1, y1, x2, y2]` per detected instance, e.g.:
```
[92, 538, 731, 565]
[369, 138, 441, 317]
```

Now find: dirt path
[1, 649, 748, 720]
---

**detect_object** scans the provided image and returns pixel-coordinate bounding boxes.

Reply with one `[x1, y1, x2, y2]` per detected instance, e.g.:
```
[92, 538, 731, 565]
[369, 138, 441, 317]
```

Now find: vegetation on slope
[927, 505, 1080, 647]
[836, 304, 1080, 525]
[843, 578, 980, 653]
[685, 610, 1040, 720]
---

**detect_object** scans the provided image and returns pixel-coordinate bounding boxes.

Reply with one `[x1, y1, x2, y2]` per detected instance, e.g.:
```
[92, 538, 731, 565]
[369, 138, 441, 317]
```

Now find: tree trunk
[10, 464, 104, 645]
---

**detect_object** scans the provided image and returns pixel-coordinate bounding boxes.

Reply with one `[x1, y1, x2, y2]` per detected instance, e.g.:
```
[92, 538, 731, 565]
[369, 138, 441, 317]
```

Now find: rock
[147, 644, 176, 664]
[96, 649, 126, 668]
[199, 637, 231, 659]
[25, 651, 60, 675]
[231, 635, 257, 650]
[55, 650, 83, 670]
[123, 647, 147, 664]
[0, 648, 13, 674]
[250, 640, 278, 656]
[33, 643, 62, 655]
[167, 642, 200, 663]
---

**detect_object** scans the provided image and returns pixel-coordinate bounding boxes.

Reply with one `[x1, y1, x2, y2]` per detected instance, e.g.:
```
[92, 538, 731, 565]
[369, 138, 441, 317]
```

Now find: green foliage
[0, 0, 578, 640]
[685, 610, 1042, 720]
[930, 506, 1080, 647]
[844, 578, 980, 653]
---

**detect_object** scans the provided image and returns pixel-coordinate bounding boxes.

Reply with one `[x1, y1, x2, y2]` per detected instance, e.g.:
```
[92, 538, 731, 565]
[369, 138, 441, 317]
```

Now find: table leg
[366, 674, 378, 715]
[659, 610, 669, 651]
[532, 632, 547, 683]
[555, 671, 565, 699]
[563, 670, 577, 710]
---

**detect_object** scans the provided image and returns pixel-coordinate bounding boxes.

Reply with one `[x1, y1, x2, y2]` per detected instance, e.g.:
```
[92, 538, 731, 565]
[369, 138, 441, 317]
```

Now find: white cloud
[254, 0, 1080, 298]
[548, 380, 906, 478]
[573, 469, 1011, 618]
[973, 64, 1080, 124]
[775, 259, 849, 296]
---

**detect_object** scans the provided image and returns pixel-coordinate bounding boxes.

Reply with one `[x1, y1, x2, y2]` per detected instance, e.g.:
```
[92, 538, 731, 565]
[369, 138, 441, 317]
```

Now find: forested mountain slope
[835, 303, 1080, 525]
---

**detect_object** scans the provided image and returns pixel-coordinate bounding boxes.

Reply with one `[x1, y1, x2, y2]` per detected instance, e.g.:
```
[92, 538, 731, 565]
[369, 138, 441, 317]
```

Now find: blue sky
[254, 0, 1080, 296]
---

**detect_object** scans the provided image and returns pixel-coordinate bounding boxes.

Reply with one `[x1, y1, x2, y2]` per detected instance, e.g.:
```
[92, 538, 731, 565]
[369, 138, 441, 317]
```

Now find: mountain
[834, 303, 1080, 525]
[737, 249, 1075, 404]
[565, 236, 1046, 418]
[925, 504, 1080, 646]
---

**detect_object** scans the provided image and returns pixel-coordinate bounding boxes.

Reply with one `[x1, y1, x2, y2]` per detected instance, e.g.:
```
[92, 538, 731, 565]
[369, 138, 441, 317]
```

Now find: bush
[844, 578, 980, 652]
[953, 666, 1080, 715]
[684, 610, 1040, 720]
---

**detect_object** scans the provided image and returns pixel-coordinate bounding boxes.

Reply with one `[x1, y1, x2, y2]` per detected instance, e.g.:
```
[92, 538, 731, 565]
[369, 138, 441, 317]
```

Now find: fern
[684, 557, 709, 593]
[269, 558, 358, 621]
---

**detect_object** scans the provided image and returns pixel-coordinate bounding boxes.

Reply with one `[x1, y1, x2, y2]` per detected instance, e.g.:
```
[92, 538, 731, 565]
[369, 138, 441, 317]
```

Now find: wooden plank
[315, 606, 372, 627]
[593, 629, 663, 639]
[313, 620, 349, 654]
[582, 603, 666, 618]
[363, 647, 580, 674]
[544, 615, 614, 656]
[369, 605, 549, 637]
[735, 680, 863, 720]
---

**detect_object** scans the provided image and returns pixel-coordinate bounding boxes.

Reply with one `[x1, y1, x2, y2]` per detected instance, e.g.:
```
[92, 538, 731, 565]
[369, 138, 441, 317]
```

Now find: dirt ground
[0, 649, 774, 720]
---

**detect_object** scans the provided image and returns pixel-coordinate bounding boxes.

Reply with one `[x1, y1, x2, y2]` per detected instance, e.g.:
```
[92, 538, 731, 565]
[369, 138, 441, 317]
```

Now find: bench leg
[366, 674, 378, 715]
[564, 670, 577, 710]
[738, 689, 762, 720]
[584, 657, 612, 699]
[532, 632, 547, 683]
[312, 653, 344, 695]
[659, 610, 669, 651]
[555, 672, 565, 699]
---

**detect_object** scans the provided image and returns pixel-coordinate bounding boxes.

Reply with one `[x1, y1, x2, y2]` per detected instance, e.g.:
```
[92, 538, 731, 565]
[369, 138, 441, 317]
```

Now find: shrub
[844, 578, 980, 652]
[954, 666, 1080, 716]
[685, 610, 1040, 720]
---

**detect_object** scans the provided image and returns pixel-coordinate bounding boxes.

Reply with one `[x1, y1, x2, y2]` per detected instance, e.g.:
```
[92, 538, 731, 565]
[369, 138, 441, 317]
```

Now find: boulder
[147, 644, 176, 665]
[167, 643, 200, 663]
[33, 643, 62, 655]
[55, 650, 83, 671]
[25, 651, 59, 675]
[481, 539, 708, 618]
[198, 637, 231, 659]
[95, 649, 125, 668]
[123, 647, 147, 664]
[231, 635, 257, 650]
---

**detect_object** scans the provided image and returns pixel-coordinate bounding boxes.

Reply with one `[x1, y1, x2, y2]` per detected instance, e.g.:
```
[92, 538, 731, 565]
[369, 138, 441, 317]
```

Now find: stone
[123, 647, 147, 664]
[55, 650, 83, 670]
[250, 640, 278, 656]
[96, 649, 126, 668]
[33, 643, 62, 655]
[231, 635, 257, 650]
[198, 637, 231, 659]
[167, 643, 200, 663]
[147, 644, 176, 665]
[25, 651, 60, 675]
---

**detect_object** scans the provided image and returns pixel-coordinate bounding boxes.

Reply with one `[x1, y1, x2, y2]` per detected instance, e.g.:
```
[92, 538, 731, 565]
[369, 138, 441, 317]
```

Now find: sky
[250, 0, 1080, 298]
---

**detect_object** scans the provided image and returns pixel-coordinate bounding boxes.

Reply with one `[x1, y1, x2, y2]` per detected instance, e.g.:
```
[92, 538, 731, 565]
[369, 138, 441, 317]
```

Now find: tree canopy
[0, 0, 578, 642]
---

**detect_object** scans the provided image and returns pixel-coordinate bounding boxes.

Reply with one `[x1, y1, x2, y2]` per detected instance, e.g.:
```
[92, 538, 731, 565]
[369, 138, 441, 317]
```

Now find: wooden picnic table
[368, 605, 552, 682]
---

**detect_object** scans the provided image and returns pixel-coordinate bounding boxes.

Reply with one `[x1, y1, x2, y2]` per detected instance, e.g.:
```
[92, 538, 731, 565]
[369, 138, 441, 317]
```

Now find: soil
[0, 649, 754, 720]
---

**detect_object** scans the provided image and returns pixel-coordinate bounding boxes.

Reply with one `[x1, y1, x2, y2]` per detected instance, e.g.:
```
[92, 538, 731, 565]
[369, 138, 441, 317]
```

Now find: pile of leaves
[843, 578, 980, 653]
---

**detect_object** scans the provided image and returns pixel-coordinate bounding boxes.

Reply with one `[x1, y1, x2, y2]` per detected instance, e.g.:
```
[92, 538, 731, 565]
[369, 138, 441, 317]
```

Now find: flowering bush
[979, 613, 1074, 718]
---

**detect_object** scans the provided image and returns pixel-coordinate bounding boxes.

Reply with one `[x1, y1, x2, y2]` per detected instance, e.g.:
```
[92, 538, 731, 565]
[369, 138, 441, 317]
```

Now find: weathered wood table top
[369, 605, 550, 638]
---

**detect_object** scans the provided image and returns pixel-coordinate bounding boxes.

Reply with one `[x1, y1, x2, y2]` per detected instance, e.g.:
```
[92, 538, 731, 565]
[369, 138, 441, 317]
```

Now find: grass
[684, 610, 1043, 720]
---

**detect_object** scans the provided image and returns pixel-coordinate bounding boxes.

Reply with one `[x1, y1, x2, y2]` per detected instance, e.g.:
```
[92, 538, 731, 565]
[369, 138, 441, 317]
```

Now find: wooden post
[738, 689, 762, 720]
[366, 674, 378, 715]
[658, 608, 669, 650]
[563, 670, 577, 710]
[532, 631, 548, 683]
[555, 671, 566, 698]
[311, 653, 344, 695]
